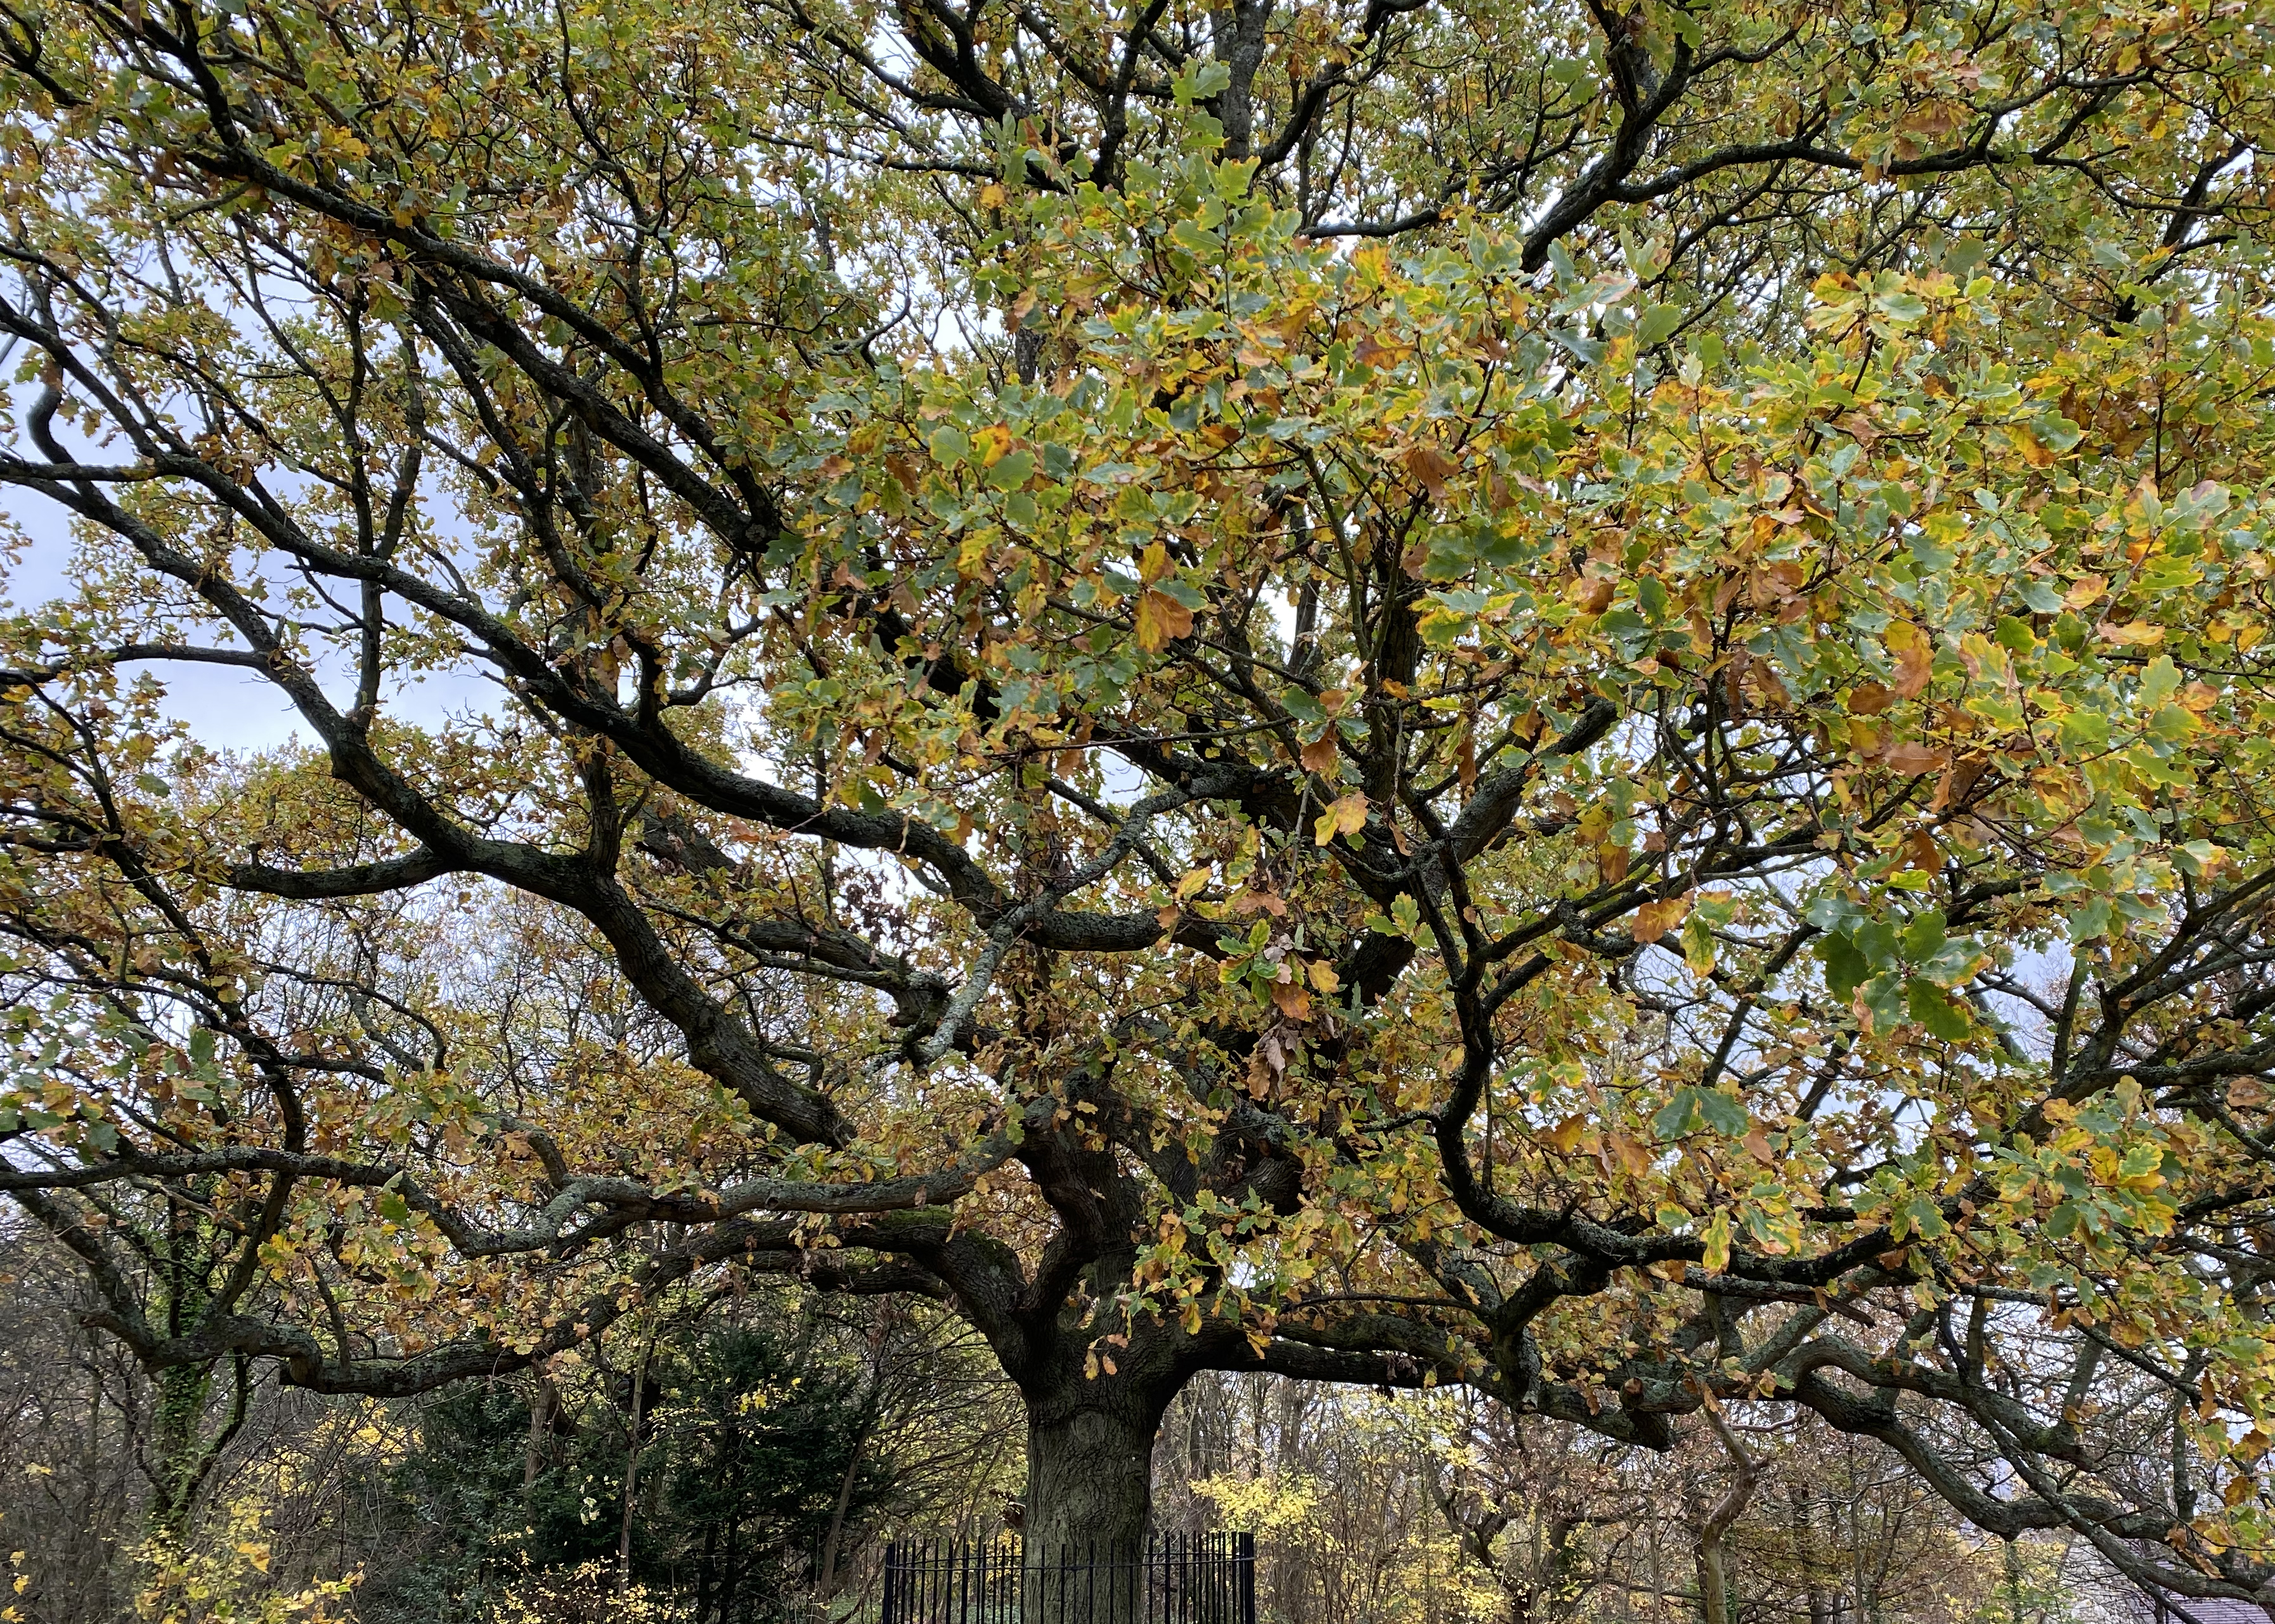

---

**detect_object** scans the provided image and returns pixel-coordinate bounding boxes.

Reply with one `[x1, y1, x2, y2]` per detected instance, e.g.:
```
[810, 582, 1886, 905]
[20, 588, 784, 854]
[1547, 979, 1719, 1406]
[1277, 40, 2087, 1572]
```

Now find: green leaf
[2058, 707, 2110, 751]
[1994, 615, 2037, 655]
[985, 449, 1034, 489]
[2018, 577, 2064, 614]
[1635, 304, 1683, 347]
[1818, 932, 1869, 997]
[2068, 895, 2115, 943]
[1652, 1085, 1747, 1142]
[1900, 910, 1946, 964]
[1874, 290, 1928, 324]
[1906, 977, 1970, 1041]
[2139, 654, 2181, 709]
[1697, 1088, 1749, 1137]
[1651, 1088, 1704, 1141]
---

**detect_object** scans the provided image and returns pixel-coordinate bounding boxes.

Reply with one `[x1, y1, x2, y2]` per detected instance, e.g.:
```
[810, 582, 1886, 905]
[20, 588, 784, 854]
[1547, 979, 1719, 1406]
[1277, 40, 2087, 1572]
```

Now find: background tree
[0, 0, 2272, 1603]
[1155, 1371, 2095, 1624]
[0, 1213, 1020, 1624]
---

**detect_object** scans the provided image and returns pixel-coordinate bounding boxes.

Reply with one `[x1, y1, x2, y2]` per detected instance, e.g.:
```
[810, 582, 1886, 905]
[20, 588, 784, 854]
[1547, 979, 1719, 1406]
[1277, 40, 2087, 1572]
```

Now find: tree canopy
[1, 0, 2273, 1604]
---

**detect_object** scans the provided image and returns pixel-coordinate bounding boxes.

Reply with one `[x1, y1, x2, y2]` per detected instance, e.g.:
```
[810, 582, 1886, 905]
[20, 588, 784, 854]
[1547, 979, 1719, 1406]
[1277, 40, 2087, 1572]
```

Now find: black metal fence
[879, 1533, 1255, 1624]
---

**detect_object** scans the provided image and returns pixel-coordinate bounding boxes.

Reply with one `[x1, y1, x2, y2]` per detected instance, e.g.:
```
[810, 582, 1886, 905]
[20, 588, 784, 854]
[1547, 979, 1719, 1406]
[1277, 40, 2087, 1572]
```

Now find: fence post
[879, 1531, 1253, 1624]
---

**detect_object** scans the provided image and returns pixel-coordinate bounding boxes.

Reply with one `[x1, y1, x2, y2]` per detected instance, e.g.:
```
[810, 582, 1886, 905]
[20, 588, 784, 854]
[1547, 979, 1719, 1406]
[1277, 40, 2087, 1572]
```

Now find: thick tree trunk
[147, 1355, 248, 1542]
[147, 1362, 216, 1541]
[1025, 1403, 1158, 1551]
[1022, 1394, 1163, 1623]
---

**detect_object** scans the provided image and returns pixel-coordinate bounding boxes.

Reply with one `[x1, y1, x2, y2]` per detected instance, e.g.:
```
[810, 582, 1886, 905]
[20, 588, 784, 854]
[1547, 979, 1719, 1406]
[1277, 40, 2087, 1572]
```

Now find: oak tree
[1, 0, 2273, 1606]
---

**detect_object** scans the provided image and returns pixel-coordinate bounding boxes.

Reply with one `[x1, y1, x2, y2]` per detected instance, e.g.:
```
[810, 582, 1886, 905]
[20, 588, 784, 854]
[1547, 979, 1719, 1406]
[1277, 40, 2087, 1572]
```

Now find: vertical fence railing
[879, 1532, 1255, 1624]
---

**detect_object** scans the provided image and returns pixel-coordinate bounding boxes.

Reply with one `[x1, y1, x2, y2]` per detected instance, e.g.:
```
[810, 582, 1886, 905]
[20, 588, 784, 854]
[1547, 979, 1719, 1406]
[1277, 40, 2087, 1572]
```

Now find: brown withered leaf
[1135, 589, 1194, 651]
[1603, 1133, 1654, 1176]
[1269, 980, 1312, 1021]
[1893, 641, 1933, 699]
[1887, 742, 1949, 777]
[1404, 444, 1459, 501]
[1929, 753, 1989, 813]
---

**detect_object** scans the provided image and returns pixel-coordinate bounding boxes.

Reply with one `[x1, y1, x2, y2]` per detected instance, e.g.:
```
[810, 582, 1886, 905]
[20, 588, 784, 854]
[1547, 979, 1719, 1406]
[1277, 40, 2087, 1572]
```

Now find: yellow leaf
[1307, 959, 1340, 996]
[1541, 1115, 1585, 1152]
[1313, 792, 1368, 846]
[1631, 894, 1692, 944]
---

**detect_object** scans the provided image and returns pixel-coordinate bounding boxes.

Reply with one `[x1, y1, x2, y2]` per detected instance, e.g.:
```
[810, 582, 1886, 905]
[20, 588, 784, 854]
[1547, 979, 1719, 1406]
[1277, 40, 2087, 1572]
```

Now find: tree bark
[147, 1355, 248, 1542]
[1697, 1411, 1759, 1624]
[618, 1357, 646, 1595]
[1022, 1394, 1165, 1623]
[818, 1413, 875, 1597]
[524, 1369, 555, 1493]
[1791, 1481, 1828, 1624]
